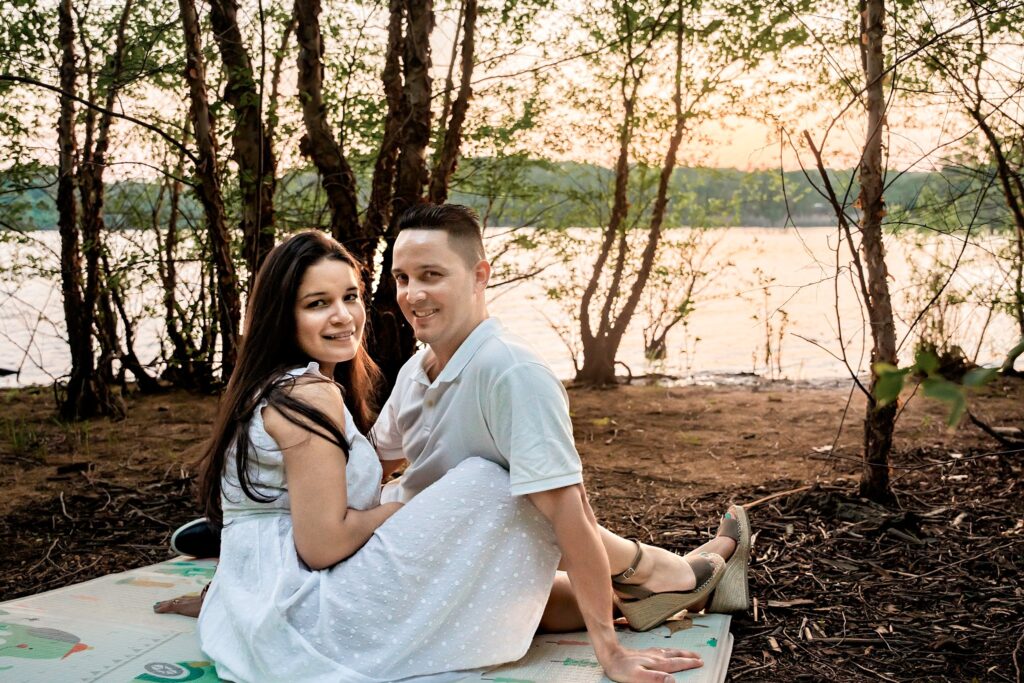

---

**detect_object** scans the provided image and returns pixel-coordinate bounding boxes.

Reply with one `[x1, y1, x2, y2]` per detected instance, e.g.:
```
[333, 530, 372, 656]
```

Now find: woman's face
[293, 258, 365, 376]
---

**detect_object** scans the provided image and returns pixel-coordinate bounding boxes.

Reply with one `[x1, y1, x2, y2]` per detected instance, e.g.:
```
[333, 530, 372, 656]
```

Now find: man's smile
[411, 309, 439, 319]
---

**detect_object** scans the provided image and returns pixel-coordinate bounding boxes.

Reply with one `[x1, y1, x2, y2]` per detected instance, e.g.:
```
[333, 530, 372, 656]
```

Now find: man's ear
[473, 259, 491, 291]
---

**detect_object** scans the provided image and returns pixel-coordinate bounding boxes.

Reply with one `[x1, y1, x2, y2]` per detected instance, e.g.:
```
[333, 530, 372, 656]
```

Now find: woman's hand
[376, 501, 404, 521]
[599, 645, 703, 683]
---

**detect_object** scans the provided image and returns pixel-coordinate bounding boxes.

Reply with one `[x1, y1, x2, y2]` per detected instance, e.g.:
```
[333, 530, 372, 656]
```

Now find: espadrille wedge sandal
[707, 504, 751, 613]
[611, 543, 726, 632]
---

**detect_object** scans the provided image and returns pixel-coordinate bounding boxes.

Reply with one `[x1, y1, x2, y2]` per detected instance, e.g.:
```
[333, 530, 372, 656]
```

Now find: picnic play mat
[0, 558, 732, 682]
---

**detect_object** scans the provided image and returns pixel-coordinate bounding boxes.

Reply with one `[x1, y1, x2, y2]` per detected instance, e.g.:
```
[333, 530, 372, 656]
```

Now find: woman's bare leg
[541, 520, 738, 631]
[599, 525, 736, 594]
[538, 572, 585, 633]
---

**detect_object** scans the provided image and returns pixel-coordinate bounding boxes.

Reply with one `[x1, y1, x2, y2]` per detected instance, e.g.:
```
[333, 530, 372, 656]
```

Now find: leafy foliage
[873, 348, 1002, 427]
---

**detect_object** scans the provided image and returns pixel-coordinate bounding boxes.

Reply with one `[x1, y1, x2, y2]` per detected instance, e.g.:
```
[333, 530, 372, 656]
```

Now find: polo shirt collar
[412, 317, 502, 387]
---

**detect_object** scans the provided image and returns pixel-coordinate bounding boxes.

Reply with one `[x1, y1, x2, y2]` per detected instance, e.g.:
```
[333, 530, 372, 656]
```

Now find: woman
[196, 232, 564, 682]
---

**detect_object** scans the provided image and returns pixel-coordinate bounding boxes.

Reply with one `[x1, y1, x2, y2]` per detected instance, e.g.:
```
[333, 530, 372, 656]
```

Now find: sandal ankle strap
[611, 539, 643, 582]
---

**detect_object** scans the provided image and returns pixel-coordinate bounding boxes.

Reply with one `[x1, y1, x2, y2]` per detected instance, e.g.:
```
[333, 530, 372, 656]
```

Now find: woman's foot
[705, 505, 751, 613]
[614, 551, 727, 630]
[153, 594, 203, 618]
[683, 509, 740, 564]
[153, 582, 209, 618]
[612, 541, 709, 595]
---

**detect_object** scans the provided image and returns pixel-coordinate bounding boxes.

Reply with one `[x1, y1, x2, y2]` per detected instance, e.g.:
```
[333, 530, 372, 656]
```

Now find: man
[367, 204, 746, 681]
[162, 204, 749, 681]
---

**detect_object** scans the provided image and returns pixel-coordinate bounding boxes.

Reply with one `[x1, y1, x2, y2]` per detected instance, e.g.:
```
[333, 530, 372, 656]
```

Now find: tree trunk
[294, 0, 361, 244]
[602, 5, 687, 370]
[574, 343, 618, 385]
[180, 0, 241, 381]
[154, 116, 214, 389]
[362, 0, 406, 271]
[102, 252, 162, 393]
[157, 123, 190, 379]
[390, 0, 433, 221]
[387, 0, 432, 222]
[858, 0, 897, 505]
[56, 0, 95, 420]
[78, 0, 134, 411]
[576, 8, 682, 387]
[209, 0, 277, 283]
[575, 63, 638, 386]
[266, 10, 297, 159]
[427, 0, 476, 204]
[971, 113, 1024, 337]
[371, 0, 434, 388]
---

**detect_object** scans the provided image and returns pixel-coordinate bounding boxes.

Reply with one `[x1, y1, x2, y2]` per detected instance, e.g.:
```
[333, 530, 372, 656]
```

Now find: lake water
[0, 227, 1018, 389]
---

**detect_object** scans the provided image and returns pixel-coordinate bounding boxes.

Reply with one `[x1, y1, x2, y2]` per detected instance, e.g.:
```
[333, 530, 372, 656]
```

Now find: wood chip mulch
[594, 446, 1024, 682]
[0, 469, 196, 601]
[2, 446, 1022, 682]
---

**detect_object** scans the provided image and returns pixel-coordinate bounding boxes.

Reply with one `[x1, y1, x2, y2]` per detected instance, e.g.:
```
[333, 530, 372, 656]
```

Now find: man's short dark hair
[396, 203, 486, 267]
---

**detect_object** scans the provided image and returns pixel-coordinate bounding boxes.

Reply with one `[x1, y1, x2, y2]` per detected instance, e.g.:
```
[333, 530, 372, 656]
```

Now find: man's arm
[528, 485, 703, 683]
[369, 380, 407, 482]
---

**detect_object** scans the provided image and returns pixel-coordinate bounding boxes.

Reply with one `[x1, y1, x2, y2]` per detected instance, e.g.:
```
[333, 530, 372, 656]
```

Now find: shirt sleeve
[370, 387, 406, 462]
[486, 362, 584, 495]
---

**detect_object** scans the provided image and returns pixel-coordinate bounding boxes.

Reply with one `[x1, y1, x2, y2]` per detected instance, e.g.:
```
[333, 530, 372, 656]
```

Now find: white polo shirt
[371, 317, 584, 502]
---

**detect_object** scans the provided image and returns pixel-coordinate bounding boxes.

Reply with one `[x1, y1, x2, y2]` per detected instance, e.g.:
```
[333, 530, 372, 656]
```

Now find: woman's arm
[265, 380, 402, 570]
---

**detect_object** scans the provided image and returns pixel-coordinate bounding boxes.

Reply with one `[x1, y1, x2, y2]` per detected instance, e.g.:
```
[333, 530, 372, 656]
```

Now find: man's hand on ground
[600, 645, 703, 683]
[528, 486, 704, 682]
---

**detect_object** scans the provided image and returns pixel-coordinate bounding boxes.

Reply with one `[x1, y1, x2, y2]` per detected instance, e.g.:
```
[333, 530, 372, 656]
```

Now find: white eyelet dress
[197, 363, 561, 683]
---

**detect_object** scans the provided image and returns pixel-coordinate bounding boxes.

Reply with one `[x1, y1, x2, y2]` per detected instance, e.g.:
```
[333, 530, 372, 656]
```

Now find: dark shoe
[612, 541, 726, 631]
[708, 504, 751, 613]
[170, 518, 220, 558]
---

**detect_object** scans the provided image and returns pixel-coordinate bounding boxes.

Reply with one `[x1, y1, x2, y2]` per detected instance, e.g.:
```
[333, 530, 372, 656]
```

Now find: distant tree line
[6, 163, 1014, 231]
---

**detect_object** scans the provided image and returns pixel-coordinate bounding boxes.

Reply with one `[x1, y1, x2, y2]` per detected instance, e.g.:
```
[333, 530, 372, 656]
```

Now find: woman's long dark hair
[197, 231, 382, 527]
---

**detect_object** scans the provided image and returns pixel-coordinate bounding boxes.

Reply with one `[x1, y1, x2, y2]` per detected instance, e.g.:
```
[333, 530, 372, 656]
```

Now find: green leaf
[922, 377, 967, 427]
[922, 376, 961, 403]
[914, 348, 940, 375]
[962, 367, 997, 388]
[873, 363, 909, 407]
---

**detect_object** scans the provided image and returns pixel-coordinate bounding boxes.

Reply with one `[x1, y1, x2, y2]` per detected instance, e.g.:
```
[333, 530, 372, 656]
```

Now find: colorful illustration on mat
[558, 657, 601, 668]
[116, 577, 177, 589]
[0, 622, 90, 660]
[152, 562, 216, 580]
[133, 660, 219, 682]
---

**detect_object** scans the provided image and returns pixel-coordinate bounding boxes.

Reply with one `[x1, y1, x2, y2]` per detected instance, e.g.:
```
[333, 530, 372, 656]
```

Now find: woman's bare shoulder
[263, 376, 346, 442]
[284, 374, 345, 404]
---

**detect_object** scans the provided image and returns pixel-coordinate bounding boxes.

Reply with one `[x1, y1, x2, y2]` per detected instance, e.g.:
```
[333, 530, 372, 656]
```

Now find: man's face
[392, 229, 488, 356]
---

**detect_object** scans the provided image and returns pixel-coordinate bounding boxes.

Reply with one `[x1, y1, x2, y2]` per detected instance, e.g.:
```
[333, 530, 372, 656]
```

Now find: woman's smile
[294, 258, 366, 376]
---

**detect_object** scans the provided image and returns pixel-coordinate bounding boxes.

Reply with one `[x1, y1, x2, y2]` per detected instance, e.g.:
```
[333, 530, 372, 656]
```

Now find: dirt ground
[1, 377, 1022, 680]
[4, 377, 1019, 518]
